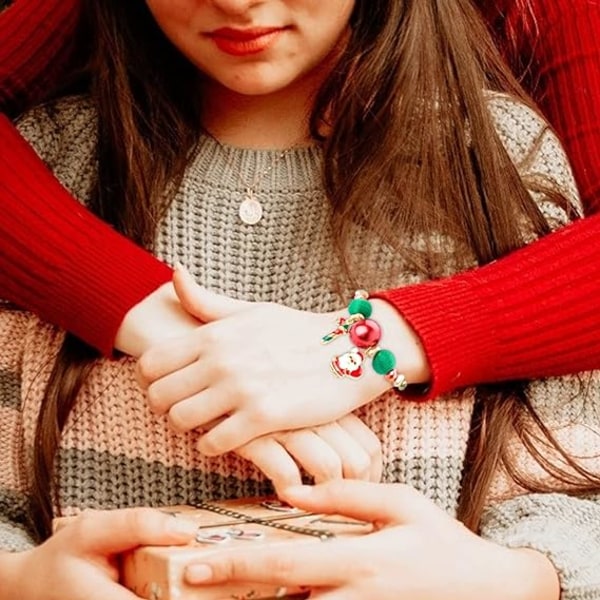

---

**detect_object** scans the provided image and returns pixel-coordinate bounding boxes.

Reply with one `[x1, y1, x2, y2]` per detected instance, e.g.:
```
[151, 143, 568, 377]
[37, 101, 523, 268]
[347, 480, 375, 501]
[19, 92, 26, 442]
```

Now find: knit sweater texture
[2, 0, 600, 392]
[1, 95, 599, 598]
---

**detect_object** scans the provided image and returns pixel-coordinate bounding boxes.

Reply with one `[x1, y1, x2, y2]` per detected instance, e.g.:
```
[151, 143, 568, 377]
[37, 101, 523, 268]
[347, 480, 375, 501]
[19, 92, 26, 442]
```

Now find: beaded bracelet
[321, 291, 408, 391]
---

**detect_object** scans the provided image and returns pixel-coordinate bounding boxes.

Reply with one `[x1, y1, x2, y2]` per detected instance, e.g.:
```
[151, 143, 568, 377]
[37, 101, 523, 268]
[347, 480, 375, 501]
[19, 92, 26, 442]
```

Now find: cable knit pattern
[1, 95, 599, 598]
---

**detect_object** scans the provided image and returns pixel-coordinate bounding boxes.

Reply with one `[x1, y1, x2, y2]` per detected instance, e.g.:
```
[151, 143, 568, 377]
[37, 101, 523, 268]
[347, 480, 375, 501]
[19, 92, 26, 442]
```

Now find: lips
[209, 26, 286, 56]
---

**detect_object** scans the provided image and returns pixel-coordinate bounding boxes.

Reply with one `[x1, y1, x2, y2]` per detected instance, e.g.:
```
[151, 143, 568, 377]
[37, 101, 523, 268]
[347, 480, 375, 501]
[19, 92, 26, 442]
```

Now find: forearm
[1, 116, 172, 355]
[373, 214, 600, 399]
[531, 1, 600, 215]
[0, 0, 81, 116]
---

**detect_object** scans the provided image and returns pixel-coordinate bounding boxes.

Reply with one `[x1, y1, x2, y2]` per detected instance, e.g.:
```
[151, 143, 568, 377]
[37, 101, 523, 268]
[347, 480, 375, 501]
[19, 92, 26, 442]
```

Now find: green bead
[372, 349, 396, 375]
[348, 298, 373, 318]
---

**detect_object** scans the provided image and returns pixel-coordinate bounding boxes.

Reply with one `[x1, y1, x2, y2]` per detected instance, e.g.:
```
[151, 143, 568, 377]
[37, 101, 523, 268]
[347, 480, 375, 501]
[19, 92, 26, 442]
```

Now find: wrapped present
[120, 497, 373, 600]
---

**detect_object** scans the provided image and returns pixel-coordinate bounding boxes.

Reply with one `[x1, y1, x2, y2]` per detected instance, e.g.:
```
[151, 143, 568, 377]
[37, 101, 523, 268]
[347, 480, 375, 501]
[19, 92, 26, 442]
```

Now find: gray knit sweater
[1, 95, 599, 599]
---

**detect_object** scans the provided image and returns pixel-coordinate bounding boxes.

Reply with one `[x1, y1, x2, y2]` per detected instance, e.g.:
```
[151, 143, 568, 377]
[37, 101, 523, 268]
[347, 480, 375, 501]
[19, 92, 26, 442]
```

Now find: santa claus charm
[330, 348, 365, 379]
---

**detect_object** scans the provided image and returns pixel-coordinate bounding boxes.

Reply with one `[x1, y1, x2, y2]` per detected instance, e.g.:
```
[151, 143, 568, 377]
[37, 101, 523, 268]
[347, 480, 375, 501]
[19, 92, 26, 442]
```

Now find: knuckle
[247, 401, 273, 427]
[268, 553, 297, 579]
[343, 453, 371, 480]
[315, 455, 342, 481]
[137, 353, 158, 385]
[146, 384, 167, 414]
[74, 509, 98, 535]
[197, 432, 225, 456]
[168, 405, 193, 433]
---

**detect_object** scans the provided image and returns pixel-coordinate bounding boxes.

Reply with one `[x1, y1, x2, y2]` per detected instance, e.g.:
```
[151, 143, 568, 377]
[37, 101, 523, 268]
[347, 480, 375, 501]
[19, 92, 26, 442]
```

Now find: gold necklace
[231, 147, 291, 225]
[203, 128, 306, 225]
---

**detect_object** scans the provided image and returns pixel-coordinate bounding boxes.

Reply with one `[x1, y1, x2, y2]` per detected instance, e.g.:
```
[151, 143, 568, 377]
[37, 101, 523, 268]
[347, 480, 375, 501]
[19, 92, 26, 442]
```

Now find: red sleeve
[526, 0, 600, 215]
[0, 0, 82, 115]
[0, 115, 173, 355]
[374, 213, 600, 398]
[372, 0, 600, 398]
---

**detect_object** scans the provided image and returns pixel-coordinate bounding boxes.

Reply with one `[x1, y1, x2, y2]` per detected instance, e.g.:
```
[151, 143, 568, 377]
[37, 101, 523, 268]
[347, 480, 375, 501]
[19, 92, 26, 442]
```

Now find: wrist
[114, 282, 200, 357]
[370, 299, 431, 384]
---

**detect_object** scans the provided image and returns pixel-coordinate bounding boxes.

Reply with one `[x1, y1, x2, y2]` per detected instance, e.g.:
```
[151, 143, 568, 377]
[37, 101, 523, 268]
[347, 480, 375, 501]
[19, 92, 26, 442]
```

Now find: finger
[336, 414, 382, 482]
[173, 267, 251, 323]
[184, 539, 357, 587]
[275, 429, 343, 483]
[309, 421, 372, 481]
[137, 334, 203, 389]
[168, 389, 235, 433]
[197, 412, 271, 456]
[281, 480, 448, 526]
[67, 507, 198, 555]
[236, 437, 303, 491]
[146, 360, 212, 415]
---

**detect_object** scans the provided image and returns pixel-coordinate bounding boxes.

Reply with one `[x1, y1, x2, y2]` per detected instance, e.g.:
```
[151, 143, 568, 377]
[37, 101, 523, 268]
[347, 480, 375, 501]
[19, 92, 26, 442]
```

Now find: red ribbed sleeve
[529, 0, 600, 215]
[0, 0, 81, 115]
[377, 0, 600, 397]
[1, 1, 172, 354]
[0, 116, 172, 355]
[374, 213, 600, 398]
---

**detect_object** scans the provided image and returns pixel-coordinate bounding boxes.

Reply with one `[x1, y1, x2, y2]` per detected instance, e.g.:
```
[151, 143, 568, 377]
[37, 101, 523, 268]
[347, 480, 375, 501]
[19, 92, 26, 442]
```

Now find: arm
[0, 115, 173, 356]
[372, 213, 600, 398]
[0, 0, 81, 115]
[1, 0, 174, 355]
[381, 0, 600, 399]
[526, 0, 600, 216]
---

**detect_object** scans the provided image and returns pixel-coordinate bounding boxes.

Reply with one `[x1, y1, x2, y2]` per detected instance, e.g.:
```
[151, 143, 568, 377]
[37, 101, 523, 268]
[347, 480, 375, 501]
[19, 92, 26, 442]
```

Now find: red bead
[349, 319, 381, 348]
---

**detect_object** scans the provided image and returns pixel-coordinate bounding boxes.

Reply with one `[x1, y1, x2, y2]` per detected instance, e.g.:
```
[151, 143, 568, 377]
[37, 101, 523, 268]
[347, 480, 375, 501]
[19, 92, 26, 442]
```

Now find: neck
[200, 62, 330, 149]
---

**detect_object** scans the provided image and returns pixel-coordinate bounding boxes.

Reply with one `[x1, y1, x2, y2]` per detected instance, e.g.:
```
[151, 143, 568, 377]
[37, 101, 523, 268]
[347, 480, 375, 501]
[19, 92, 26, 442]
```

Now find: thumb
[173, 265, 250, 322]
[66, 507, 199, 555]
[281, 480, 449, 527]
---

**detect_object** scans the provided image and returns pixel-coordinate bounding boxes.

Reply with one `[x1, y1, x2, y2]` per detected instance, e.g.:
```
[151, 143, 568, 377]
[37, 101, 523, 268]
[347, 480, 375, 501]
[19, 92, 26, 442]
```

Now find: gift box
[120, 497, 373, 600]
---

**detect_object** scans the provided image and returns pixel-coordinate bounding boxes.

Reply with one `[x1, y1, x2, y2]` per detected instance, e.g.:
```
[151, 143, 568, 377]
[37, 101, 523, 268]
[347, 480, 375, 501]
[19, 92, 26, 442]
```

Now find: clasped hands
[135, 267, 425, 490]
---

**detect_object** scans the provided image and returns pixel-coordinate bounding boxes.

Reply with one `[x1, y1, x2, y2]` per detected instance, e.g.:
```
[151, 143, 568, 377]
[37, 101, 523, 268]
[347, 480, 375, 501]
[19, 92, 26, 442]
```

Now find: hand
[0, 507, 198, 600]
[137, 267, 429, 455]
[114, 280, 201, 357]
[235, 414, 382, 494]
[183, 481, 561, 600]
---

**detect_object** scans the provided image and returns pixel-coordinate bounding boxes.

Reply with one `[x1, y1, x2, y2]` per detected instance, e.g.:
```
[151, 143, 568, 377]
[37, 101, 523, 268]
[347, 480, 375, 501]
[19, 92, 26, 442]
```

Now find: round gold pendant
[239, 197, 263, 225]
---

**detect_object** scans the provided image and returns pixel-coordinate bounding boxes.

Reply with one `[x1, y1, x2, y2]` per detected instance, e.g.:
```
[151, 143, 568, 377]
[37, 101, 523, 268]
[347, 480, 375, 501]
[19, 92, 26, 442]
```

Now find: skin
[0, 508, 198, 600]
[183, 480, 561, 600]
[137, 268, 428, 457]
[1, 1, 560, 597]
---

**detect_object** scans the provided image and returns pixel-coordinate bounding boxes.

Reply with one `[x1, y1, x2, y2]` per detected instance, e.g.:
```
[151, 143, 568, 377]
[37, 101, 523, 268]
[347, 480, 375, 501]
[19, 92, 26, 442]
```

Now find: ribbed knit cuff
[373, 213, 600, 399]
[372, 272, 499, 400]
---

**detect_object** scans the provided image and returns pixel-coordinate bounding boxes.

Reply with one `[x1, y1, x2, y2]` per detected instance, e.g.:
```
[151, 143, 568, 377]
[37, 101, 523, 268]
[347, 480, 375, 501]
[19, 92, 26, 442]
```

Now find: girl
[0, 1, 598, 599]
[0, 0, 600, 398]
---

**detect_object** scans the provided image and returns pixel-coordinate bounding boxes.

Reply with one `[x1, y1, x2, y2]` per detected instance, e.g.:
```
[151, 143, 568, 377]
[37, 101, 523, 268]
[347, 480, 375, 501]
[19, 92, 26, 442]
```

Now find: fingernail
[168, 517, 199, 538]
[185, 564, 213, 584]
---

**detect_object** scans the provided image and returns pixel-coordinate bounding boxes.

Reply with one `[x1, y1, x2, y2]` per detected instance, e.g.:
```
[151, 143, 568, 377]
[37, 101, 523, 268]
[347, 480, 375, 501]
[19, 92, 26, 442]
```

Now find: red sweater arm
[0, 115, 172, 355]
[531, 0, 600, 215]
[0, 0, 81, 115]
[373, 214, 600, 399]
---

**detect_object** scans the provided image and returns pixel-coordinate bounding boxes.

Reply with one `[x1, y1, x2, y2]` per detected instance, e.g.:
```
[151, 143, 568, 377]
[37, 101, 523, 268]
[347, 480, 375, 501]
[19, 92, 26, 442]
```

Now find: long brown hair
[30, 0, 599, 538]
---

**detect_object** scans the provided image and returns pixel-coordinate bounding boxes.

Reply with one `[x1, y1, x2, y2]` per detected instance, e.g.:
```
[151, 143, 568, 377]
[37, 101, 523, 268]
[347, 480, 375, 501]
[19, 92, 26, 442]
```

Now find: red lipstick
[209, 27, 285, 56]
